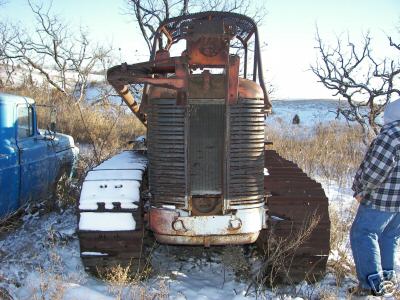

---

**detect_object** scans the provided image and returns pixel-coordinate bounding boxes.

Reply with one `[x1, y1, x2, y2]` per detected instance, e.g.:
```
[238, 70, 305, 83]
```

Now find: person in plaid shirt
[350, 98, 400, 296]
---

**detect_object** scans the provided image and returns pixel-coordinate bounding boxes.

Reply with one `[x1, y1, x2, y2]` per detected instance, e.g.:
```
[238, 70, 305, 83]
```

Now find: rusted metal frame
[149, 206, 263, 239]
[227, 56, 240, 104]
[254, 29, 272, 111]
[244, 28, 255, 44]
[226, 57, 239, 212]
[184, 103, 190, 212]
[155, 11, 257, 43]
[174, 60, 189, 105]
[151, 11, 258, 59]
[252, 47, 258, 82]
[155, 233, 259, 245]
[107, 57, 190, 127]
[222, 55, 239, 213]
[235, 35, 248, 79]
[161, 27, 173, 47]
[244, 44, 248, 79]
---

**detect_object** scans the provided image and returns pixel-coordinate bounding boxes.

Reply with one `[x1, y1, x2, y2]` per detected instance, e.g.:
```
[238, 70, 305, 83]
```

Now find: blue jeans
[350, 204, 400, 290]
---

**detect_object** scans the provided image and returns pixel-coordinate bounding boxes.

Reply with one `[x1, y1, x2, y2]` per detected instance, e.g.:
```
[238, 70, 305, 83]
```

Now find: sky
[0, 0, 399, 99]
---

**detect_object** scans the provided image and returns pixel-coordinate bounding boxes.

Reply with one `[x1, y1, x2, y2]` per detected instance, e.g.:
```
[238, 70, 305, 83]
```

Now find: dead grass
[328, 204, 358, 286]
[0, 211, 22, 235]
[266, 121, 366, 186]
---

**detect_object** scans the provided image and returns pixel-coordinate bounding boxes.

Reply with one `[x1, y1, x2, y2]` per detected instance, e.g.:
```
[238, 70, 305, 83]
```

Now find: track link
[77, 150, 148, 273]
[257, 150, 330, 282]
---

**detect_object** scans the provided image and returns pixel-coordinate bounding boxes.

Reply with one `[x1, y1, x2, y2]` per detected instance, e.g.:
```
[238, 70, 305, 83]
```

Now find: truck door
[0, 103, 20, 217]
[16, 104, 49, 205]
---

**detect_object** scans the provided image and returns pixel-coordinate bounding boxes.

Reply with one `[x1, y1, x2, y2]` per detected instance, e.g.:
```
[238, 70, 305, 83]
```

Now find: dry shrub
[316, 290, 338, 300]
[0, 211, 22, 235]
[100, 264, 167, 300]
[328, 204, 358, 285]
[221, 246, 252, 283]
[131, 280, 169, 300]
[0, 287, 13, 300]
[101, 264, 133, 300]
[248, 211, 322, 296]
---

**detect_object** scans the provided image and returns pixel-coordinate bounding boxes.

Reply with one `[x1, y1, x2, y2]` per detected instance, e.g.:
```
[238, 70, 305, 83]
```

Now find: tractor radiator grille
[147, 99, 186, 206]
[228, 98, 265, 208]
[147, 98, 265, 209]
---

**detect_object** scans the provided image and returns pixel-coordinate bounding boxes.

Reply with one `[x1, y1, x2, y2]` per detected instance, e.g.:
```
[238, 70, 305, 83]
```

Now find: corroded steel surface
[227, 98, 265, 209]
[147, 98, 186, 207]
[148, 76, 264, 100]
[258, 149, 331, 281]
[149, 206, 263, 245]
[154, 232, 259, 246]
[146, 97, 265, 211]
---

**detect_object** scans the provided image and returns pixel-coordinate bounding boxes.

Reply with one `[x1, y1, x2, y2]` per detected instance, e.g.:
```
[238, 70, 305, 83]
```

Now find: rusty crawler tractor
[77, 12, 330, 281]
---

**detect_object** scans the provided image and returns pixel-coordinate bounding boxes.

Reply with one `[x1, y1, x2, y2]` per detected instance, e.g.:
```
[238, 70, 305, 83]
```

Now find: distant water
[266, 99, 349, 127]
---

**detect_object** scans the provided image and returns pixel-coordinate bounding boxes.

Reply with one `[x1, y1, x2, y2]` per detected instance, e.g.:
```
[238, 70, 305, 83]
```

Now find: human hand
[355, 194, 363, 203]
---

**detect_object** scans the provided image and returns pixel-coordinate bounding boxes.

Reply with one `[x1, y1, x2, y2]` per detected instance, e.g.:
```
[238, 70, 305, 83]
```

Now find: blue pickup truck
[0, 93, 79, 218]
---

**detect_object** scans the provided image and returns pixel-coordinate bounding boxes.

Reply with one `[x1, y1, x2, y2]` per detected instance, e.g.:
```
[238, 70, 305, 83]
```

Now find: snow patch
[79, 150, 147, 214]
[85, 169, 143, 181]
[79, 180, 140, 210]
[81, 252, 109, 256]
[79, 212, 136, 231]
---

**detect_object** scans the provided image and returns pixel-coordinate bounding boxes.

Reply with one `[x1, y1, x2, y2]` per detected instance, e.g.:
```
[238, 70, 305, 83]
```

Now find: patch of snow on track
[79, 212, 136, 231]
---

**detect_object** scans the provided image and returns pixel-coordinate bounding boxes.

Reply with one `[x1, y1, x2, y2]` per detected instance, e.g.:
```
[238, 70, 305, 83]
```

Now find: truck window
[17, 105, 34, 139]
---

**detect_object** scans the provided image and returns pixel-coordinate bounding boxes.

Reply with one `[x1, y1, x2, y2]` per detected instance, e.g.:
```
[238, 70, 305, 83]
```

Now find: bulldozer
[77, 12, 330, 281]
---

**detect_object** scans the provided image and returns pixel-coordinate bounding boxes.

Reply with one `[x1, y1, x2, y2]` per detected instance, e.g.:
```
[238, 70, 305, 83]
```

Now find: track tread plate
[78, 150, 149, 273]
[261, 149, 331, 282]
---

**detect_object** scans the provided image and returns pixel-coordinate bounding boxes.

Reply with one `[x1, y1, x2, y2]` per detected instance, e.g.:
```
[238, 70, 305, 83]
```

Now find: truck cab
[0, 93, 78, 217]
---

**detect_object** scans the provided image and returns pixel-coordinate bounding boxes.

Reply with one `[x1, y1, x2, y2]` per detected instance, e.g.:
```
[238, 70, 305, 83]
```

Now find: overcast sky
[1, 0, 399, 99]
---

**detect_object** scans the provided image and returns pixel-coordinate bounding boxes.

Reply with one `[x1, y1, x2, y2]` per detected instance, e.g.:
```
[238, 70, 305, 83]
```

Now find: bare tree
[125, 0, 266, 54]
[0, 22, 18, 85]
[311, 29, 400, 141]
[0, 1, 112, 102]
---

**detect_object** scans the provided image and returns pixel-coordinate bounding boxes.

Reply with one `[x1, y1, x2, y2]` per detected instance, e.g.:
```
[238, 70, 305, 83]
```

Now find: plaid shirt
[352, 120, 400, 212]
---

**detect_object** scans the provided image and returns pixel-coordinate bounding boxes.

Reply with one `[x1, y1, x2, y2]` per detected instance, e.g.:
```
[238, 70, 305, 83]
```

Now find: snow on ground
[2, 181, 394, 300]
